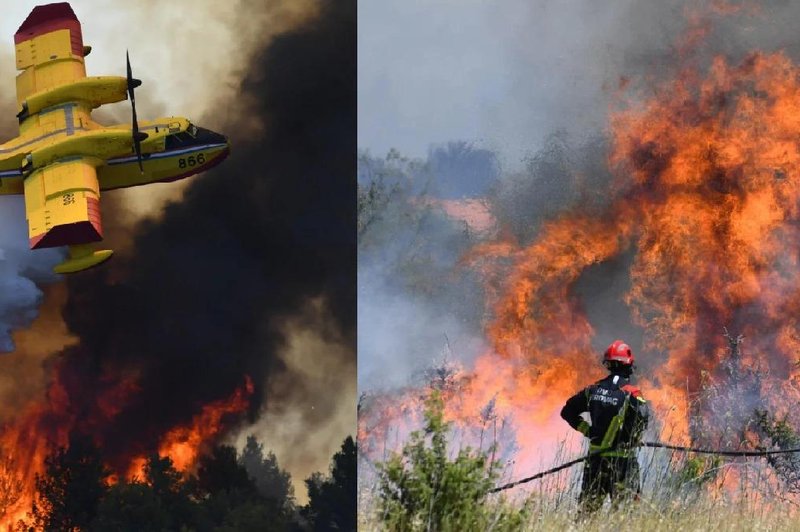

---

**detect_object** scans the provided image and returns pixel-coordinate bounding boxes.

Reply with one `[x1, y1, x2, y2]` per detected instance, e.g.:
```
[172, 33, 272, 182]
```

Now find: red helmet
[604, 340, 634, 365]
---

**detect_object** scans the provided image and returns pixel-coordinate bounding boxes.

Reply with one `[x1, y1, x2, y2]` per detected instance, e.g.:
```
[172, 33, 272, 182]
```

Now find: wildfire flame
[130, 375, 255, 477]
[0, 373, 254, 529]
[360, 5, 800, 495]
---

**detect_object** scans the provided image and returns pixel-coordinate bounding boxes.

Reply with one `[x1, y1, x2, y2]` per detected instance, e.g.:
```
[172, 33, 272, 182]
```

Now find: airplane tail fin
[54, 244, 113, 274]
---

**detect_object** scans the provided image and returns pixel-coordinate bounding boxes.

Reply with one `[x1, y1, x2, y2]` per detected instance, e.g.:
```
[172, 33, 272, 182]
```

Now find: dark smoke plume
[44, 0, 355, 471]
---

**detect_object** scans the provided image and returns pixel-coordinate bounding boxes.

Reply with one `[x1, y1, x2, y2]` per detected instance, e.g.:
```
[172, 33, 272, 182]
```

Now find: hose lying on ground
[488, 441, 800, 493]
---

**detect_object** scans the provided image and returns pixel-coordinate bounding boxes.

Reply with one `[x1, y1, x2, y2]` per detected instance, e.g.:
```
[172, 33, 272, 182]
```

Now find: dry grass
[359, 439, 800, 531]
[358, 365, 800, 531]
[359, 494, 799, 531]
[525, 504, 797, 531]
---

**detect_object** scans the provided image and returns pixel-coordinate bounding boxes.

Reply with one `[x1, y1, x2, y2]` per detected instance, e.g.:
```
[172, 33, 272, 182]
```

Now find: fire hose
[488, 441, 800, 493]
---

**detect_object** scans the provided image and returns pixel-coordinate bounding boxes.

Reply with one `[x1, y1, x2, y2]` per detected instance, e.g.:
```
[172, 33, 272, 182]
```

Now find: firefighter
[560, 340, 649, 514]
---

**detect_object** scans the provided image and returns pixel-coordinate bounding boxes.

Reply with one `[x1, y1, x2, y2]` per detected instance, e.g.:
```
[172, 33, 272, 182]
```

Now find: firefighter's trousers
[579, 454, 640, 514]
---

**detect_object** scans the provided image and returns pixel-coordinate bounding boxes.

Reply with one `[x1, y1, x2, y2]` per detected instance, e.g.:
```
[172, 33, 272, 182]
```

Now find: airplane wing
[24, 157, 102, 250]
[14, 3, 88, 115]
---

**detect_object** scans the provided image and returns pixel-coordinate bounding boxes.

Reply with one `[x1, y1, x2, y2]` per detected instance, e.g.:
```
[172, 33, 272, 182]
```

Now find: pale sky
[358, 0, 683, 165]
[359, 1, 800, 165]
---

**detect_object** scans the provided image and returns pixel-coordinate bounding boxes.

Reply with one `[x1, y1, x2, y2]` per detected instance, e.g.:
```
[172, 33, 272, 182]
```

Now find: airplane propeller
[126, 51, 148, 173]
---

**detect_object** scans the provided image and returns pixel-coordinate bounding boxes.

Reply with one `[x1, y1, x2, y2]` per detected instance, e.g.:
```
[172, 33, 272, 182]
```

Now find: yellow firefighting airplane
[0, 3, 230, 273]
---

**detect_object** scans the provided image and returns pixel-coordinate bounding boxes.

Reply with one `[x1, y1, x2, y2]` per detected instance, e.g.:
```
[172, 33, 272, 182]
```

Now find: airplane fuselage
[0, 106, 229, 195]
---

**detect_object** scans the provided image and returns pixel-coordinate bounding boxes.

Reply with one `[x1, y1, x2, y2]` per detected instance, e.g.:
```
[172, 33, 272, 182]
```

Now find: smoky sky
[44, 0, 355, 471]
[0, 0, 319, 354]
[0, 0, 315, 123]
[359, 0, 800, 164]
[357, 149, 491, 390]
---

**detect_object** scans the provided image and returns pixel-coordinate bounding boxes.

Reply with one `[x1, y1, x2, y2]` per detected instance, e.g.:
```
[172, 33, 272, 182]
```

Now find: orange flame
[128, 376, 255, 479]
[0, 370, 254, 529]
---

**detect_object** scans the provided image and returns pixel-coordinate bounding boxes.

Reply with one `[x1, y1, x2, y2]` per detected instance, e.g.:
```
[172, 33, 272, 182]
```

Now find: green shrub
[376, 391, 525, 531]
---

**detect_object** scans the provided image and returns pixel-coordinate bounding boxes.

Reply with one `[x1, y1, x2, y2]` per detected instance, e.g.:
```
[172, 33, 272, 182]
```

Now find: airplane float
[0, 3, 230, 273]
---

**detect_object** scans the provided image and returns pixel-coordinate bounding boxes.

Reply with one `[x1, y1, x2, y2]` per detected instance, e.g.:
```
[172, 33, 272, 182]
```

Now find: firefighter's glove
[577, 420, 590, 436]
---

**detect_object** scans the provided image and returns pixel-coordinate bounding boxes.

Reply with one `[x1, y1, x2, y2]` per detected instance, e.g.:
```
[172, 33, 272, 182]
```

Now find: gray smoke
[360, 1, 800, 164]
[0, 204, 61, 352]
[357, 150, 491, 390]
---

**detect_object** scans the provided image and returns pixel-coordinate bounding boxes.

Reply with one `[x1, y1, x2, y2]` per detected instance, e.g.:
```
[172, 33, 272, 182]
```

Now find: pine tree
[304, 436, 357, 532]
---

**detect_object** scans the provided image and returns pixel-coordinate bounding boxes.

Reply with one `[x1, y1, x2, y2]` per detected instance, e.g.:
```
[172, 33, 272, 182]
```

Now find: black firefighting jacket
[560, 373, 649, 457]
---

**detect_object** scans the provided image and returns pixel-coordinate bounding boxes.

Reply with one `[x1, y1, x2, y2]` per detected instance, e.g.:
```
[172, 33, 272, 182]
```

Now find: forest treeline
[8, 435, 356, 532]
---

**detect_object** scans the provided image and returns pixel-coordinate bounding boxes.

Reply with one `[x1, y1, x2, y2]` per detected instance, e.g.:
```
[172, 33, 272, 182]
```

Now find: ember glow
[359, 8, 800, 488]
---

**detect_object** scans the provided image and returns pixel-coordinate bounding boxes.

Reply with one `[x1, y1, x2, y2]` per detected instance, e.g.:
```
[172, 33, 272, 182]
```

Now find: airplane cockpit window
[165, 131, 193, 150]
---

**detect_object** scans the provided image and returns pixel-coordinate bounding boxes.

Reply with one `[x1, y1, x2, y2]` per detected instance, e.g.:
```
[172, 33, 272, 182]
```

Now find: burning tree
[0, 455, 22, 522]
[689, 329, 765, 451]
[29, 434, 109, 532]
[0, 433, 356, 531]
[755, 410, 800, 493]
